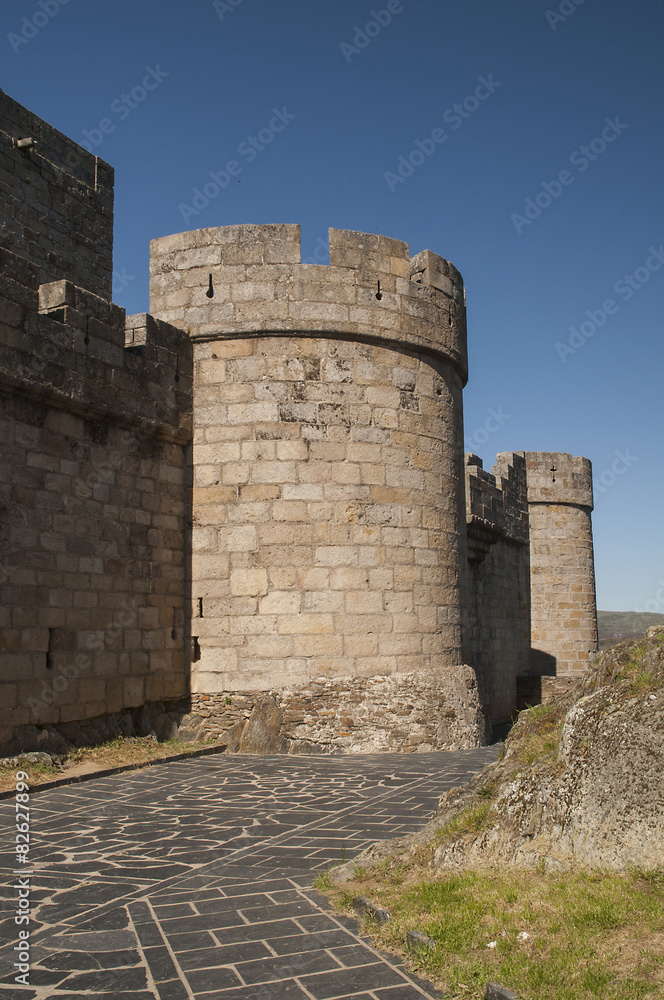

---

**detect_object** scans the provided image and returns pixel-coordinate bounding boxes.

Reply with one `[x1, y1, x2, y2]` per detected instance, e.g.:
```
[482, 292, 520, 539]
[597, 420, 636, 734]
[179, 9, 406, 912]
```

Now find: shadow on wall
[516, 650, 557, 712]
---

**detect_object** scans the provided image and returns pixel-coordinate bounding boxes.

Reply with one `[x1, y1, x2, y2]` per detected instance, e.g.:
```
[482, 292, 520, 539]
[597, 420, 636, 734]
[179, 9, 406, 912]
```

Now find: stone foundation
[191, 665, 488, 753]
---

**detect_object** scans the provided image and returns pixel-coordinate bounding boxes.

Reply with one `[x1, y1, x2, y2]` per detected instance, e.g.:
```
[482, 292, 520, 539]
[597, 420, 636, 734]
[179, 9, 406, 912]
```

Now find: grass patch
[435, 800, 495, 842]
[326, 864, 664, 999]
[512, 702, 565, 769]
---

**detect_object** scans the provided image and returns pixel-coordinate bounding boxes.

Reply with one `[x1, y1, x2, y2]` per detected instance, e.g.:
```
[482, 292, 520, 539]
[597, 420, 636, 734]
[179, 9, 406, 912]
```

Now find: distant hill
[597, 610, 664, 648]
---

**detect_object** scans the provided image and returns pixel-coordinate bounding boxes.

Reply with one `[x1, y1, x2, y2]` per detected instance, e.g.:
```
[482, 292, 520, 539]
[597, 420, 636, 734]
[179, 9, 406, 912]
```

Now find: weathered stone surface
[152, 712, 179, 742]
[485, 984, 520, 1000]
[1, 92, 599, 755]
[227, 694, 289, 754]
[353, 895, 391, 923]
[191, 665, 488, 754]
[333, 634, 664, 877]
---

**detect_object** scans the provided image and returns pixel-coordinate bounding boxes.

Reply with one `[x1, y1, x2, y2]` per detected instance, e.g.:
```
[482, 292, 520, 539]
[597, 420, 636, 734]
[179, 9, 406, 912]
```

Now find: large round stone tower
[149, 224, 486, 750]
[525, 452, 598, 684]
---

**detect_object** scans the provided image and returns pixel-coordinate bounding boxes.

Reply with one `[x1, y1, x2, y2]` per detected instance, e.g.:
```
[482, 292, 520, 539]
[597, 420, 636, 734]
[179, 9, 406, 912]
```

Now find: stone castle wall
[464, 453, 531, 725]
[0, 94, 599, 755]
[0, 90, 113, 299]
[0, 242, 192, 753]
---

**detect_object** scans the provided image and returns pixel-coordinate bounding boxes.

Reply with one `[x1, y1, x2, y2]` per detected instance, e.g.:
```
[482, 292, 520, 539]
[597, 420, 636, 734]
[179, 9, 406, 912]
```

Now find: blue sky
[2, 0, 663, 612]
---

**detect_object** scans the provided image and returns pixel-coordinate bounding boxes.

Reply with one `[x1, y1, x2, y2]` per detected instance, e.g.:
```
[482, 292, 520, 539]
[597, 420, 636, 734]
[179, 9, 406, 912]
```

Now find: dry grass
[0, 735, 224, 794]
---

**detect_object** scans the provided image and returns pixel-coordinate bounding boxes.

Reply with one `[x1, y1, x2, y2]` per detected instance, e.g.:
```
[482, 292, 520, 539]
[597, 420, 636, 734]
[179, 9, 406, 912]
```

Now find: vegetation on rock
[318, 630, 664, 999]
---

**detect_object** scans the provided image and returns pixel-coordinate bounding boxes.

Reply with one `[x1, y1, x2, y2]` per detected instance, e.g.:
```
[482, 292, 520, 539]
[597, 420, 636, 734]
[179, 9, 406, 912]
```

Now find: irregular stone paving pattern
[0, 747, 498, 999]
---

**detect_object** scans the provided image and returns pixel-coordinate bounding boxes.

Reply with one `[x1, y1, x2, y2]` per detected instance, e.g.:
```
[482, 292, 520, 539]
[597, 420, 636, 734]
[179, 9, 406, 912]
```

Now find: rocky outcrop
[333, 629, 664, 879]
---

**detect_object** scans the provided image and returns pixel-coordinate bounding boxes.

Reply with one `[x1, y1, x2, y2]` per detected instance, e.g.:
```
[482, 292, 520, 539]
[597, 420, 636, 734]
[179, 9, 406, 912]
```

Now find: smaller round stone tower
[525, 452, 598, 679]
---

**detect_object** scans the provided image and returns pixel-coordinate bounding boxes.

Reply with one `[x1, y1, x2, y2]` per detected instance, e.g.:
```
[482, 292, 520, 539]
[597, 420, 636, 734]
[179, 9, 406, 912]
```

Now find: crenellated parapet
[465, 452, 528, 561]
[149, 225, 468, 384]
[525, 451, 594, 510]
[0, 247, 192, 441]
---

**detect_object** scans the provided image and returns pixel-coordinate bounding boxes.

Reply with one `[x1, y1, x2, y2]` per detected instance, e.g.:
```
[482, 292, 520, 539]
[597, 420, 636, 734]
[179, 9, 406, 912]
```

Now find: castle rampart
[0, 94, 599, 755]
[0, 237, 192, 751]
[0, 91, 113, 299]
[463, 453, 531, 725]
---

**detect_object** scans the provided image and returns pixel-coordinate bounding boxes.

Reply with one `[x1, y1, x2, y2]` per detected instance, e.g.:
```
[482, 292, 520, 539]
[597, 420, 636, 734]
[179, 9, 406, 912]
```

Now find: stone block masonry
[464, 453, 531, 725]
[149, 224, 490, 750]
[0, 93, 599, 754]
[0, 241, 193, 752]
[526, 451, 597, 677]
[0, 90, 113, 299]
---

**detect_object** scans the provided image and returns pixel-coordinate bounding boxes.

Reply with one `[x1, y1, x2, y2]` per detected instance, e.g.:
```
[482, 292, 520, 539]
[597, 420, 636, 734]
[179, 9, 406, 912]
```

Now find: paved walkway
[1, 747, 498, 1000]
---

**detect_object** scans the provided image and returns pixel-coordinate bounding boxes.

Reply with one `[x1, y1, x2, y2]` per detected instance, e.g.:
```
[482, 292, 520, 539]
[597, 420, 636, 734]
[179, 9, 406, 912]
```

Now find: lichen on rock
[331, 630, 664, 883]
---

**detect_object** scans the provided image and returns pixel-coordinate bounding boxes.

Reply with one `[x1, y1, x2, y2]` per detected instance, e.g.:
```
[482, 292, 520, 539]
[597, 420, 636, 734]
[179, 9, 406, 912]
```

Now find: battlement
[150, 224, 468, 382]
[0, 246, 192, 441]
[0, 90, 599, 753]
[0, 91, 113, 298]
[525, 451, 594, 509]
[465, 451, 529, 560]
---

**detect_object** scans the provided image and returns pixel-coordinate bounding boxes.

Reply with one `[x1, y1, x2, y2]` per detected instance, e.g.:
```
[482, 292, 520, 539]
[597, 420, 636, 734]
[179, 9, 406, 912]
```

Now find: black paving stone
[142, 946, 178, 982]
[295, 913, 354, 932]
[0, 749, 497, 1000]
[300, 962, 406, 997]
[156, 980, 190, 1000]
[238, 900, 317, 921]
[168, 930, 218, 952]
[238, 949, 345, 983]
[0, 968, 65, 986]
[192, 984, 310, 1000]
[195, 893, 271, 914]
[331, 944, 386, 967]
[52, 994, 155, 1000]
[210, 918, 302, 945]
[135, 920, 168, 947]
[73, 907, 131, 930]
[375, 987, 442, 999]
[267, 929, 356, 956]
[184, 965, 243, 992]
[159, 911, 247, 934]
[178, 941, 272, 969]
[61, 966, 149, 991]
